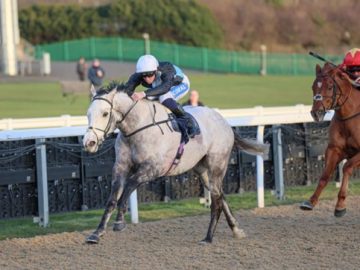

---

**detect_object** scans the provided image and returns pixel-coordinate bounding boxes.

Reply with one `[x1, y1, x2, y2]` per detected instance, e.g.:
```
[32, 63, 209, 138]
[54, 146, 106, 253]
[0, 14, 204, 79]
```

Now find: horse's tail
[233, 131, 269, 157]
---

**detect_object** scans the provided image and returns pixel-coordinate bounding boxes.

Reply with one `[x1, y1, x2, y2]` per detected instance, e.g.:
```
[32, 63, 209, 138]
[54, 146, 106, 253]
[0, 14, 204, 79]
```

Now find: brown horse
[300, 62, 360, 216]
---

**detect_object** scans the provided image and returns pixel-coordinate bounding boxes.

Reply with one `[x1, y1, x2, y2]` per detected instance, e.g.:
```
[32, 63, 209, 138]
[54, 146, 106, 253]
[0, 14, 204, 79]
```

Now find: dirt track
[1, 196, 360, 270]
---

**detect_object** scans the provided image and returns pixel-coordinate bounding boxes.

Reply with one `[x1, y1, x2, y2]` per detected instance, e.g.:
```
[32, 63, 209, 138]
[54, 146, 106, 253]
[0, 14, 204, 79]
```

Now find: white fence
[0, 104, 334, 131]
[0, 115, 86, 131]
[0, 105, 334, 226]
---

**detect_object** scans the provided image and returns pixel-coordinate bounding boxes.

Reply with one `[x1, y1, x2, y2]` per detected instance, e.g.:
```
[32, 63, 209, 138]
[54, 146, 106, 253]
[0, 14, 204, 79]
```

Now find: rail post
[272, 125, 285, 200]
[129, 190, 139, 223]
[35, 138, 49, 227]
[256, 125, 265, 208]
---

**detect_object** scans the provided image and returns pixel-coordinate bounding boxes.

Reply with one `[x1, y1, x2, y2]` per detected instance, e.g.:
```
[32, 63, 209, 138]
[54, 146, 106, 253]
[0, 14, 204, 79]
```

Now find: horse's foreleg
[113, 181, 141, 232]
[335, 154, 360, 217]
[111, 164, 153, 232]
[113, 196, 127, 232]
[86, 176, 125, 244]
[300, 147, 342, 211]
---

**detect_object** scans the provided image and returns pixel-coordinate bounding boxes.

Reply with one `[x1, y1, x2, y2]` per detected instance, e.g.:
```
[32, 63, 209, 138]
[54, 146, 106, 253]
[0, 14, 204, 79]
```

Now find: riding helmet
[136, 55, 159, 74]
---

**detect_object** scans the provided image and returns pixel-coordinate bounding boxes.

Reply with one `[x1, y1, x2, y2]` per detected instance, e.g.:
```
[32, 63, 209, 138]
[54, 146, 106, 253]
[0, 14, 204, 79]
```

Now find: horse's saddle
[169, 112, 201, 143]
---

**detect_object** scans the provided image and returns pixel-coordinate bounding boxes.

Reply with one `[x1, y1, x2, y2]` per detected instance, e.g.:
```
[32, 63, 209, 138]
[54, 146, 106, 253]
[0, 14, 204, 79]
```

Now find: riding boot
[171, 103, 197, 139]
[162, 99, 195, 142]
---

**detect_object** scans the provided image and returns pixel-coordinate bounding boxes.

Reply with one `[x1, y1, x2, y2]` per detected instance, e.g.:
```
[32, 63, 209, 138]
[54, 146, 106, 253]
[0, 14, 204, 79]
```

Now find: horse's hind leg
[222, 197, 246, 239]
[196, 168, 244, 243]
[193, 166, 221, 244]
[200, 188, 223, 244]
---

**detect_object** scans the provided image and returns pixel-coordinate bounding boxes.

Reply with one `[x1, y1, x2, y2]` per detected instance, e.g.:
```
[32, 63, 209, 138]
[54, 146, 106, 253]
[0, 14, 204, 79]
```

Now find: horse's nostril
[88, 141, 96, 147]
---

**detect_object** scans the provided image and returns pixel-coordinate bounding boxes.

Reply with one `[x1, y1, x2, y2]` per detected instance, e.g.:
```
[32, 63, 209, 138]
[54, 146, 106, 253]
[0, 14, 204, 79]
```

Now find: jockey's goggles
[141, 71, 156, 78]
[348, 66, 360, 73]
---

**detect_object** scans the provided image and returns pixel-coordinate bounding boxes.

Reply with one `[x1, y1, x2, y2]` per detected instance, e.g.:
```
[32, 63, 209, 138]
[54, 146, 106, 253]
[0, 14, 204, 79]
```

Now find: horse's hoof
[233, 227, 246, 239]
[300, 201, 313, 211]
[334, 208, 346, 217]
[113, 222, 127, 232]
[198, 238, 212, 245]
[86, 234, 100, 244]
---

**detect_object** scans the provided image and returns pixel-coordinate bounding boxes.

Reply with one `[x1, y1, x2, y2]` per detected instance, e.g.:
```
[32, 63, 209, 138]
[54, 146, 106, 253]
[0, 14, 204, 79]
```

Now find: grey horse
[83, 83, 269, 244]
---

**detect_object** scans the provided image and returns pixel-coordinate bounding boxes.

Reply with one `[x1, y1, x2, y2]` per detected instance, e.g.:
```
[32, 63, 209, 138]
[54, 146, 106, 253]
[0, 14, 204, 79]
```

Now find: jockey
[124, 54, 196, 142]
[341, 48, 360, 83]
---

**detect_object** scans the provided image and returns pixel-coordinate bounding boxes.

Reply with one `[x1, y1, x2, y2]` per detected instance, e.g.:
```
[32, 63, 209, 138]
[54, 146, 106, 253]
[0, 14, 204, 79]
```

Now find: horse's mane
[96, 81, 132, 96]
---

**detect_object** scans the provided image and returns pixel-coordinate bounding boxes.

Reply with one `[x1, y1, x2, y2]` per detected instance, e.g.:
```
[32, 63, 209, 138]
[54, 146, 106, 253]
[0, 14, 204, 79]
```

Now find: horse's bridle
[88, 95, 172, 142]
[313, 75, 340, 111]
[87, 96, 138, 142]
[313, 70, 352, 115]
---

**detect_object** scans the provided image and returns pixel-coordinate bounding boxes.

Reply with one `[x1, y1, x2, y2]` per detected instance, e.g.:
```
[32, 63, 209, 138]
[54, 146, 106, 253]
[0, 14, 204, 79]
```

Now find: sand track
[1, 196, 360, 270]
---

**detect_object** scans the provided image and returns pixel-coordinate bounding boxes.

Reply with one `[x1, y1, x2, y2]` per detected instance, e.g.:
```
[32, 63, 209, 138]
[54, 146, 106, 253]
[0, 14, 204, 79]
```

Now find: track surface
[1, 196, 360, 270]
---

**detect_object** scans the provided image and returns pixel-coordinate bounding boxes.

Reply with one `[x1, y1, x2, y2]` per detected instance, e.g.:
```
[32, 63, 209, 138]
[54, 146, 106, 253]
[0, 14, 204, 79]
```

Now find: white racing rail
[0, 105, 334, 227]
[0, 104, 333, 131]
[0, 115, 87, 131]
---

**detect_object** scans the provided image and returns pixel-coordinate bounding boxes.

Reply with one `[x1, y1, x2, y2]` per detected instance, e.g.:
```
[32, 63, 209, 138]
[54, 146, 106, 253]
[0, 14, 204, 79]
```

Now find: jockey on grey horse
[124, 54, 196, 144]
[83, 81, 269, 244]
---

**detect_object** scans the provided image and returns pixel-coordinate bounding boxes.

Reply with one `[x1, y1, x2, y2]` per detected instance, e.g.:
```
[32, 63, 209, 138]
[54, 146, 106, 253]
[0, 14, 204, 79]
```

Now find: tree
[19, 0, 223, 48]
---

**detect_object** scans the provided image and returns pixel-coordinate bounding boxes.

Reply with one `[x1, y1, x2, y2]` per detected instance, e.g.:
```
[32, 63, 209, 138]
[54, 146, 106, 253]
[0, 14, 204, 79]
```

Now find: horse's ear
[108, 88, 117, 99]
[316, 64, 321, 75]
[90, 84, 97, 97]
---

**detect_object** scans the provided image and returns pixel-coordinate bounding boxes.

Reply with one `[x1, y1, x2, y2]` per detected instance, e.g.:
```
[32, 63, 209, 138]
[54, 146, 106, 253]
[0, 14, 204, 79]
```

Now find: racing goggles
[141, 71, 156, 78]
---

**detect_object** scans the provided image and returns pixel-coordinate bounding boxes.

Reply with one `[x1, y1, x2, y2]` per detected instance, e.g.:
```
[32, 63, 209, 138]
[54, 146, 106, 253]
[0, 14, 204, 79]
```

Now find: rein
[123, 104, 174, 137]
[330, 76, 359, 121]
[335, 110, 360, 121]
[89, 95, 174, 139]
[123, 117, 172, 137]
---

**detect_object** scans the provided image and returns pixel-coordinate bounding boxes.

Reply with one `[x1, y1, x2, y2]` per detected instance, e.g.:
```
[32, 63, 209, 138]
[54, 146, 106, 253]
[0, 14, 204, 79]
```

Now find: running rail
[0, 105, 334, 226]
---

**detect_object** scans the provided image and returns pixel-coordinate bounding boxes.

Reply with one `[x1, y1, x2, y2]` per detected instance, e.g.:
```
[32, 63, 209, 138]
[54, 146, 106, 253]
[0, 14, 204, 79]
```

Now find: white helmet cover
[136, 55, 159, 73]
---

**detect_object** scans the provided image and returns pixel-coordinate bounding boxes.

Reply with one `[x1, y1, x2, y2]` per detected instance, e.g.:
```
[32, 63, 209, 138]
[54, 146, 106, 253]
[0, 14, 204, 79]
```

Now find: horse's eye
[103, 112, 109, 117]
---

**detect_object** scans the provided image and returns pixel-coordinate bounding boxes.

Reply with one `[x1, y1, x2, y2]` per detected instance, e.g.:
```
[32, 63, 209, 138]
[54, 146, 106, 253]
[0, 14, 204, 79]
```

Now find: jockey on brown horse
[300, 49, 360, 216]
[341, 48, 360, 83]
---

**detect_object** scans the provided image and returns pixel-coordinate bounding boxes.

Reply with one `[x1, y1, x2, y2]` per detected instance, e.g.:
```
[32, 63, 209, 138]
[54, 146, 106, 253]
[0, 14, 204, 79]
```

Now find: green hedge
[19, 0, 223, 48]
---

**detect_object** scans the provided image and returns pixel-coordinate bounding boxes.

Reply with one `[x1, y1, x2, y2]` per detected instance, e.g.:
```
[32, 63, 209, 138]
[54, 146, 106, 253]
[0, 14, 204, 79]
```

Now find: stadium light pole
[260, 44, 267, 76]
[0, 0, 18, 76]
[143, 33, 150, 54]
